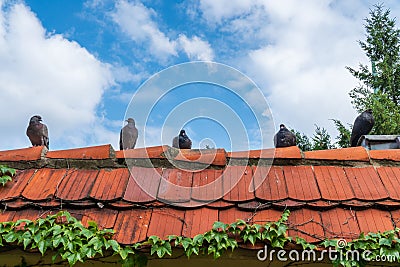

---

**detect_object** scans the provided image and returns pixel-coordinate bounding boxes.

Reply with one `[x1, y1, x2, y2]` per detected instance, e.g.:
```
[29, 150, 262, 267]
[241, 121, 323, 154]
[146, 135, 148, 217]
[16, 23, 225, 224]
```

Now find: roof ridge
[1, 144, 400, 169]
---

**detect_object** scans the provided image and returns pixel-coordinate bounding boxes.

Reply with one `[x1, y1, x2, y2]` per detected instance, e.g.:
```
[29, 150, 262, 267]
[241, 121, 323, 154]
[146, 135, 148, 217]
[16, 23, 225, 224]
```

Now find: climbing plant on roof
[0, 208, 398, 266]
[0, 165, 15, 186]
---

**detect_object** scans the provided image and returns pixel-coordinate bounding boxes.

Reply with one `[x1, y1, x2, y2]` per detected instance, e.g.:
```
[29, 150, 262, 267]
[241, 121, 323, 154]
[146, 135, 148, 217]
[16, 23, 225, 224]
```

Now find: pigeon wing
[42, 124, 49, 149]
[132, 127, 138, 149]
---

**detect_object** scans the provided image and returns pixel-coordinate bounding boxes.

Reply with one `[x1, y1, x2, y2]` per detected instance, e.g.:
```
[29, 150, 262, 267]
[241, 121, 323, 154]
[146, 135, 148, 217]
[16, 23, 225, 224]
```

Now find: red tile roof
[0, 144, 399, 246]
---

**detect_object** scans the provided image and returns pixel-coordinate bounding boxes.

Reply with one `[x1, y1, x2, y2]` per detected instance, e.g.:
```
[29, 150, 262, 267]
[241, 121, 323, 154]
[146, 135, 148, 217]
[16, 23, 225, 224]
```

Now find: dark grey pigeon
[26, 115, 49, 149]
[350, 109, 374, 147]
[274, 124, 296, 148]
[172, 130, 192, 149]
[119, 118, 138, 150]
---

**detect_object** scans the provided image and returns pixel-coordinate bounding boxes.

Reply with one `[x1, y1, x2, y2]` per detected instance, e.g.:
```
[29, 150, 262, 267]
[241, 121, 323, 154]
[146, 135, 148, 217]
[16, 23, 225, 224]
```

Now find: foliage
[0, 208, 398, 266]
[0, 165, 15, 186]
[291, 129, 312, 151]
[331, 119, 352, 148]
[362, 93, 400, 135]
[322, 228, 400, 267]
[346, 4, 400, 135]
[0, 211, 125, 266]
[311, 125, 334, 150]
[168, 209, 291, 260]
[291, 125, 334, 151]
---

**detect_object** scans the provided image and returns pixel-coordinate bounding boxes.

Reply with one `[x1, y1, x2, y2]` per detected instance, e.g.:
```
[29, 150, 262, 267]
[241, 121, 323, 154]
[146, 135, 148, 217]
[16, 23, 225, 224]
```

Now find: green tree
[291, 129, 312, 151]
[311, 125, 334, 150]
[291, 125, 334, 151]
[331, 119, 352, 148]
[346, 4, 400, 135]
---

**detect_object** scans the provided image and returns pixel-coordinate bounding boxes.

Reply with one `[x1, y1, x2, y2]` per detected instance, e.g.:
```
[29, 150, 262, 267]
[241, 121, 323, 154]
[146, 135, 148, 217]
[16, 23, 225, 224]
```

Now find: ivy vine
[0, 165, 15, 186]
[0, 166, 396, 267]
[0, 209, 397, 267]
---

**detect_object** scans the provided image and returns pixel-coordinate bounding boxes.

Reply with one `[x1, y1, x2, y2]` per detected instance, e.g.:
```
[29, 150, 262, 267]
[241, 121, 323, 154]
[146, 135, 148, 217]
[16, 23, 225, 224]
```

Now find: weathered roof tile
[345, 167, 389, 201]
[0, 146, 45, 161]
[314, 166, 355, 201]
[56, 169, 99, 201]
[21, 169, 67, 201]
[116, 146, 168, 159]
[183, 208, 219, 238]
[147, 208, 185, 238]
[89, 169, 129, 201]
[113, 209, 151, 244]
[47, 144, 113, 159]
[284, 166, 320, 201]
[304, 147, 369, 161]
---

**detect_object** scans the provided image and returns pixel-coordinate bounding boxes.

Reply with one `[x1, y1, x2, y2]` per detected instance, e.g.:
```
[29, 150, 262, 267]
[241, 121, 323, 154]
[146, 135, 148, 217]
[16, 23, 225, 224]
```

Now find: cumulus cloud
[111, 0, 177, 62]
[197, 0, 374, 138]
[0, 2, 115, 150]
[111, 0, 214, 63]
[177, 34, 214, 61]
[199, 0, 260, 24]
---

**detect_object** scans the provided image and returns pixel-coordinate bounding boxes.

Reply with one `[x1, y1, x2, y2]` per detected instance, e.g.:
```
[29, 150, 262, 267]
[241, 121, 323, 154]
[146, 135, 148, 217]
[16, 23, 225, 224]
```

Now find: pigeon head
[365, 109, 373, 114]
[179, 130, 186, 136]
[30, 115, 42, 124]
[126, 118, 135, 125]
[279, 124, 286, 129]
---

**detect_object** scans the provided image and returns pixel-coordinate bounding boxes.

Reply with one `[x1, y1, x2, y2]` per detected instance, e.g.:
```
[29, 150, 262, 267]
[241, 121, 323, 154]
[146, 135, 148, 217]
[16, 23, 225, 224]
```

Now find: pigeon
[26, 115, 49, 149]
[350, 109, 374, 147]
[119, 118, 138, 150]
[274, 124, 296, 148]
[172, 130, 192, 149]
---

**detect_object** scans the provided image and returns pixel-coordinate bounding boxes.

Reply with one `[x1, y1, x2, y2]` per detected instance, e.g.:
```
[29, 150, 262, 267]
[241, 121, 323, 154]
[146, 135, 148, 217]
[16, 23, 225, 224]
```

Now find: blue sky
[1, 0, 399, 151]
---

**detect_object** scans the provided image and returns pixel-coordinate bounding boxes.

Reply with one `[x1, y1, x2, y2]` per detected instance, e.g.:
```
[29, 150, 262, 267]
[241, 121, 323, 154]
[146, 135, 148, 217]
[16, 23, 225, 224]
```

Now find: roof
[0, 144, 400, 247]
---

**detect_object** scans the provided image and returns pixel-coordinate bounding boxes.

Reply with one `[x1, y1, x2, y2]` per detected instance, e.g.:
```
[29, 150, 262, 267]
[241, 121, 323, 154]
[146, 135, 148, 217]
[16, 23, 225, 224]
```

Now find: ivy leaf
[87, 247, 97, 258]
[379, 238, 392, 247]
[67, 241, 74, 252]
[0, 165, 16, 176]
[67, 252, 81, 266]
[279, 210, 290, 222]
[108, 239, 120, 253]
[23, 237, 31, 249]
[167, 235, 176, 242]
[3, 231, 17, 243]
[51, 225, 63, 236]
[181, 238, 192, 250]
[38, 240, 46, 255]
[248, 235, 256, 245]
[147, 235, 160, 245]
[212, 221, 228, 231]
[193, 234, 204, 245]
[120, 246, 134, 260]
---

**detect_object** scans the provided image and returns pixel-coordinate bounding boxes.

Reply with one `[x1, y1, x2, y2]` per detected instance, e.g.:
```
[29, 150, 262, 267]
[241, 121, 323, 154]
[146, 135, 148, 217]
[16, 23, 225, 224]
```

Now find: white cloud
[199, 0, 260, 24]
[241, 1, 369, 137]
[111, 0, 214, 63]
[197, 0, 378, 139]
[111, 0, 177, 62]
[177, 34, 214, 61]
[0, 2, 115, 150]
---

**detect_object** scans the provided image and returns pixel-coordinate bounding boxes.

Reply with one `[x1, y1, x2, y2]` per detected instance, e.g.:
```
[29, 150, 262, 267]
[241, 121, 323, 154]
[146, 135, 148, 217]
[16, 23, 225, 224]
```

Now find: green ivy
[321, 229, 400, 267]
[0, 206, 398, 266]
[0, 165, 15, 186]
[0, 211, 124, 266]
